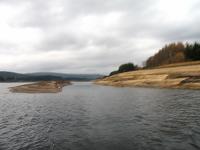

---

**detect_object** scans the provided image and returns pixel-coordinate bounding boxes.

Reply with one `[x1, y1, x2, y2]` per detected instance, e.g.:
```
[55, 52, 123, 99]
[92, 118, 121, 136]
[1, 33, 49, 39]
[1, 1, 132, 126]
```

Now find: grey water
[0, 82, 200, 150]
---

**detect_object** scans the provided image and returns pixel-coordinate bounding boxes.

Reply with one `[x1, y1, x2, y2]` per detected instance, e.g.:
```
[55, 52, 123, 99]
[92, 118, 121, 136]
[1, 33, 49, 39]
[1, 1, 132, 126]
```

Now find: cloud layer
[0, 0, 199, 74]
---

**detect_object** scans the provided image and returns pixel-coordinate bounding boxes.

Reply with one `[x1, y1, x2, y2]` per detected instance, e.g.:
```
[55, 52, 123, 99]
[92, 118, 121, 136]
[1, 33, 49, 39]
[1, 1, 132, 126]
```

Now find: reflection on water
[0, 82, 200, 150]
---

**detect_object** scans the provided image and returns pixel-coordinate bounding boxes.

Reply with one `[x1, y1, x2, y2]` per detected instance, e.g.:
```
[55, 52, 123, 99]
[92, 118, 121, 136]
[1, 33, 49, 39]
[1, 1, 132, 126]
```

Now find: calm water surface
[0, 82, 200, 150]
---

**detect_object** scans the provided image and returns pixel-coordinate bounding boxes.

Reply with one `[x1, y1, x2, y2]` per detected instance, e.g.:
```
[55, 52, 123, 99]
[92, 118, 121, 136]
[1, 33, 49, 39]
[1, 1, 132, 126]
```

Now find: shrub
[118, 63, 138, 73]
[109, 63, 138, 76]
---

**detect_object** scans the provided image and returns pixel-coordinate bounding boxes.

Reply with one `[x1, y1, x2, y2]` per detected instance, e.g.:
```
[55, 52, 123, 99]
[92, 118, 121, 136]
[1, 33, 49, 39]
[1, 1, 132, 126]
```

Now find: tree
[185, 42, 200, 60]
[109, 63, 138, 76]
[145, 42, 186, 68]
[109, 70, 119, 76]
[118, 63, 137, 73]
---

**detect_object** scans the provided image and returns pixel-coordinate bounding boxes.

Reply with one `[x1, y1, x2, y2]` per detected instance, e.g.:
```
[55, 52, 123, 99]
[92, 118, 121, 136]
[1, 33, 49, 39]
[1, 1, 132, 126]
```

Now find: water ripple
[0, 82, 199, 150]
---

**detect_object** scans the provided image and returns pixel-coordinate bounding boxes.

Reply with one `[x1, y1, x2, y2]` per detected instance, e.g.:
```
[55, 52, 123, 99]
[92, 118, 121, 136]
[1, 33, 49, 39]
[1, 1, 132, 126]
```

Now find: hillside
[26, 72, 102, 81]
[95, 61, 200, 90]
[0, 71, 103, 82]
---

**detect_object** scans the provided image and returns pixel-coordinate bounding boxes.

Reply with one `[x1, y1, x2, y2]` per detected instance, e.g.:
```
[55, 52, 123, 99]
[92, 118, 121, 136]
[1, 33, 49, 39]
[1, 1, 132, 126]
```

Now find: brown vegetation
[145, 42, 186, 68]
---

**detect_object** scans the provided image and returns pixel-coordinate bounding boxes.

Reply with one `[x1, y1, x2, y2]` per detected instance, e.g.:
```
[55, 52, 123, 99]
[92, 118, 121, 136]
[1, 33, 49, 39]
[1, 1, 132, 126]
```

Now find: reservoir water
[0, 82, 200, 150]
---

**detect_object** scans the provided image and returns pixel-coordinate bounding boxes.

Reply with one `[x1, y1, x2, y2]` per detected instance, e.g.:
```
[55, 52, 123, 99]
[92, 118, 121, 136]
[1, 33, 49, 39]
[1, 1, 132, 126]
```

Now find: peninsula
[9, 80, 71, 93]
[95, 61, 200, 90]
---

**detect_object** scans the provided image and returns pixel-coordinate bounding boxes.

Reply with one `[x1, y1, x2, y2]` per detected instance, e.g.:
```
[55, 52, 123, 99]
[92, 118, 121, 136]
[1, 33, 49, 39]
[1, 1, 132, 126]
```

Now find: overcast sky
[0, 0, 199, 74]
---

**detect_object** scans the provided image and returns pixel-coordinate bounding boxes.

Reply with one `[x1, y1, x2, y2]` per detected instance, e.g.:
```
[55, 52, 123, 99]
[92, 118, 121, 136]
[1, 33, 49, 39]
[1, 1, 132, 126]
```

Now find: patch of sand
[95, 61, 200, 90]
[9, 81, 71, 93]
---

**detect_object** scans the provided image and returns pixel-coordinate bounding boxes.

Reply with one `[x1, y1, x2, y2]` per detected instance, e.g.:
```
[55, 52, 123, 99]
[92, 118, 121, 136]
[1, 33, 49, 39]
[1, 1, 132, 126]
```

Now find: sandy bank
[95, 61, 200, 90]
[9, 80, 71, 93]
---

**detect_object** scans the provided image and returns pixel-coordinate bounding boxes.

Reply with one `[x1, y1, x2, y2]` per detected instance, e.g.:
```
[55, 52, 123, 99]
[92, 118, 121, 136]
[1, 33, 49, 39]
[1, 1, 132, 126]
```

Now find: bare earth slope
[10, 81, 71, 93]
[95, 61, 200, 90]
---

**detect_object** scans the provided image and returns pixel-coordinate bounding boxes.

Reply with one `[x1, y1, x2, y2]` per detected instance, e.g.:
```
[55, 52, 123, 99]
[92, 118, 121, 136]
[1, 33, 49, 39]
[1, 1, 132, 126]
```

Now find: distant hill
[25, 72, 103, 81]
[0, 71, 103, 82]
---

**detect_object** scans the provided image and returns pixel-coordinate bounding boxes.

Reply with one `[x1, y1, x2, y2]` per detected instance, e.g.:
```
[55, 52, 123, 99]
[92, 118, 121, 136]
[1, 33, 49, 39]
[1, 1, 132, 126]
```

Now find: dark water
[0, 82, 200, 150]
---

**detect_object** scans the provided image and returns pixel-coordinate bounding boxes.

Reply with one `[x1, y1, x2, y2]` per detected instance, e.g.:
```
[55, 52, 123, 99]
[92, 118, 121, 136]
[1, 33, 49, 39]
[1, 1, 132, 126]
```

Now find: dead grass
[95, 61, 200, 90]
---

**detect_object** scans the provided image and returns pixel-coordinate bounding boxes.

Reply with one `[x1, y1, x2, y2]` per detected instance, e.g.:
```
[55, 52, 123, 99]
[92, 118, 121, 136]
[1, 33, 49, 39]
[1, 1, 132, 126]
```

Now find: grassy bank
[95, 61, 200, 90]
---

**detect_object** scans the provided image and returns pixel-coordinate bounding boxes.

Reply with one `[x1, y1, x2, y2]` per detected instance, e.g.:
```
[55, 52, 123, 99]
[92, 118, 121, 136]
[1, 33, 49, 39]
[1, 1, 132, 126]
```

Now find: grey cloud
[37, 33, 88, 51]
[11, 0, 153, 28]
[154, 19, 200, 42]
[61, 0, 153, 15]
[0, 0, 199, 74]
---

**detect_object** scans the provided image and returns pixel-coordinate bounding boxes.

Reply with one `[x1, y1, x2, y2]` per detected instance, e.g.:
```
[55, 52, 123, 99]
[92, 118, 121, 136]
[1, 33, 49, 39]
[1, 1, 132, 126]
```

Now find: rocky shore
[95, 61, 200, 90]
[9, 80, 71, 93]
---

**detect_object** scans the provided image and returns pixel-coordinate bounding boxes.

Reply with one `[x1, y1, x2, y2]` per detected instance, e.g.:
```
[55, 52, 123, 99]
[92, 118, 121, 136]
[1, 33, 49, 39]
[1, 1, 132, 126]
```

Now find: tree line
[185, 42, 200, 61]
[109, 42, 200, 76]
[145, 42, 200, 68]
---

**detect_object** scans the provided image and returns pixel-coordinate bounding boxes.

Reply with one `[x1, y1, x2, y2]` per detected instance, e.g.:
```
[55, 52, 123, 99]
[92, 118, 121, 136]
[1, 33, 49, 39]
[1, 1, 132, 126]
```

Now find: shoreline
[9, 80, 71, 93]
[95, 61, 200, 90]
